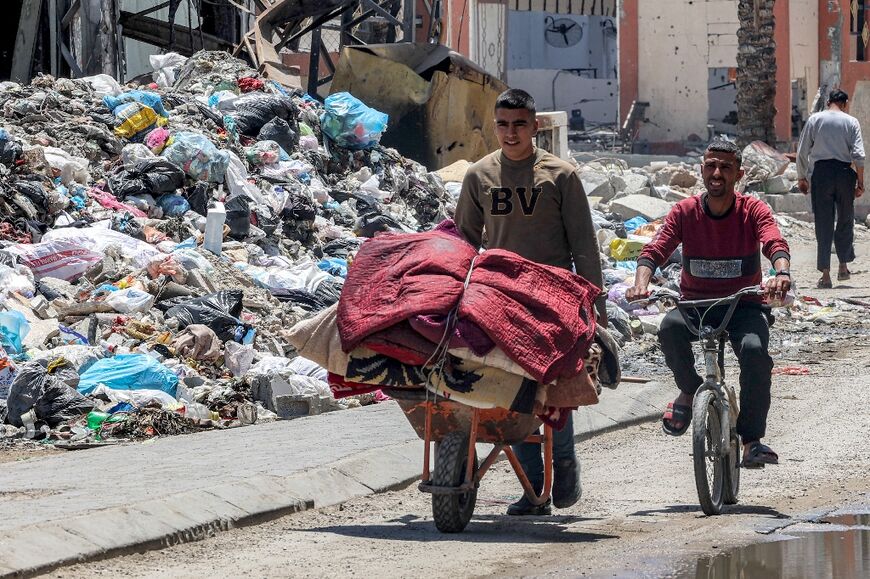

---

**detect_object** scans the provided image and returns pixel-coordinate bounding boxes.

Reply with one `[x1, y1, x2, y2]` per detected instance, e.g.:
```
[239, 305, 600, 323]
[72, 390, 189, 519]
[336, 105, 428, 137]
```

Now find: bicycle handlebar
[632, 286, 766, 338]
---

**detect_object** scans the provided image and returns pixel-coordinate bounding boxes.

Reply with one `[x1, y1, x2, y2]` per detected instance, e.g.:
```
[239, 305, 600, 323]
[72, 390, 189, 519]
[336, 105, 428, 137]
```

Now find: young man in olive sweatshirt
[454, 89, 604, 516]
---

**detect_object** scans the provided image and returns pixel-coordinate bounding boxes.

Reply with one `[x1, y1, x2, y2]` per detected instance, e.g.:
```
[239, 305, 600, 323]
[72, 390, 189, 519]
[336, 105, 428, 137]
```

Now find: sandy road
[47, 223, 870, 578]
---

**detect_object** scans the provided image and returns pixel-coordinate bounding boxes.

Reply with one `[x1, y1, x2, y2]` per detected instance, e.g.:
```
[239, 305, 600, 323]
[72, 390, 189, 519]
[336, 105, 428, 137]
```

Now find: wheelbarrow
[385, 388, 553, 533]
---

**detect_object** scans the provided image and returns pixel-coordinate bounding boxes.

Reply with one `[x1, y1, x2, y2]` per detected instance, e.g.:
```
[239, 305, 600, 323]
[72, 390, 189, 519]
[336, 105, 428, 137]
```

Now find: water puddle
[671, 513, 870, 578]
[820, 513, 870, 527]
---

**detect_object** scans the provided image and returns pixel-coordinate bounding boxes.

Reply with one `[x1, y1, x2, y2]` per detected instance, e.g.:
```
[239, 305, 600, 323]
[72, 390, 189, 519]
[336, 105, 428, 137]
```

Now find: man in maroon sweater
[626, 138, 792, 467]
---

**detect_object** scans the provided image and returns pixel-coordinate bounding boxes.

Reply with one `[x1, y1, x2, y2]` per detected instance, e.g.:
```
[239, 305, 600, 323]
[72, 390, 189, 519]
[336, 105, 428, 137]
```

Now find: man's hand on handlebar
[764, 273, 791, 302]
[625, 283, 650, 303]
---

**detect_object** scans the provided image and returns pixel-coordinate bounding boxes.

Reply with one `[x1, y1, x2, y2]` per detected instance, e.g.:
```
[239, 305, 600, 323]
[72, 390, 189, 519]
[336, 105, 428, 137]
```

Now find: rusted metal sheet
[330, 43, 508, 169]
[388, 389, 541, 445]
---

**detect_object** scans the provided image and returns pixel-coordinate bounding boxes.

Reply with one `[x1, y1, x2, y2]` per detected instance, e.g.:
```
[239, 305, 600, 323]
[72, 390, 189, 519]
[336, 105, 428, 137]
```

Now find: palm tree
[736, 0, 777, 146]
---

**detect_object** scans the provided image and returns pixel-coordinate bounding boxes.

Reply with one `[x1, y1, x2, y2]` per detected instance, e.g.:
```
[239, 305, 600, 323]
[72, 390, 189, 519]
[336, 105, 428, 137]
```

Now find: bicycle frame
[695, 333, 735, 458]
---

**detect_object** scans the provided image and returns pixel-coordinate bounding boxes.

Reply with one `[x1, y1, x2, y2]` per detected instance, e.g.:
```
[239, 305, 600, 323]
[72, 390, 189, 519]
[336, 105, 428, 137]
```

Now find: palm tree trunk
[736, 0, 777, 146]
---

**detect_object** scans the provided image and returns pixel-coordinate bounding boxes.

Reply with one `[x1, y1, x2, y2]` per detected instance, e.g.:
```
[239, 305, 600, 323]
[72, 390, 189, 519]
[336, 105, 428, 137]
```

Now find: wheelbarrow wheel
[432, 431, 478, 533]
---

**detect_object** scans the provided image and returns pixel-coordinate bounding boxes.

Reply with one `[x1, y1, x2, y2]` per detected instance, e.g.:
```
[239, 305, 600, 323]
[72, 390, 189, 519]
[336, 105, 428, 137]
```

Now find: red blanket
[337, 231, 600, 384]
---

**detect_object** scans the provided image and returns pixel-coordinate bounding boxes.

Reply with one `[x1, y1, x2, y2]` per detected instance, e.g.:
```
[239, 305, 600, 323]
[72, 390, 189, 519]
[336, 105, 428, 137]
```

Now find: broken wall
[506, 11, 618, 124]
[790, 0, 819, 117]
[636, 0, 738, 143]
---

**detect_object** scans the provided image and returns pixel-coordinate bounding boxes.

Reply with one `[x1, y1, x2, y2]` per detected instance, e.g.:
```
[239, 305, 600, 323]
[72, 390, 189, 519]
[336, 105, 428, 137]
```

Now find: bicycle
[640, 286, 766, 515]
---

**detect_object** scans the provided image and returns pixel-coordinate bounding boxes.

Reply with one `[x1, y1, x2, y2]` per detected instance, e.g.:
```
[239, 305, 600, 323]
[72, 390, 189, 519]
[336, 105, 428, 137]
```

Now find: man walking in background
[797, 89, 865, 288]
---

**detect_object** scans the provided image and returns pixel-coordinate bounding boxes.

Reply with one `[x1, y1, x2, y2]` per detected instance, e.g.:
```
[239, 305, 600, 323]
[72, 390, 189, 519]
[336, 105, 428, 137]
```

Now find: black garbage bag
[186, 182, 209, 216]
[5, 361, 95, 428]
[159, 290, 251, 342]
[109, 159, 185, 199]
[314, 278, 343, 307]
[225, 193, 251, 239]
[165, 304, 250, 342]
[157, 289, 244, 318]
[274, 288, 329, 312]
[355, 213, 408, 238]
[15, 218, 48, 243]
[230, 95, 298, 136]
[0, 131, 22, 166]
[13, 181, 49, 216]
[322, 237, 363, 260]
[0, 399, 7, 424]
[253, 208, 281, 236]
[281, 192, 317, 222]
[112, 213, 145, 240]
[257, 117, 298, 152]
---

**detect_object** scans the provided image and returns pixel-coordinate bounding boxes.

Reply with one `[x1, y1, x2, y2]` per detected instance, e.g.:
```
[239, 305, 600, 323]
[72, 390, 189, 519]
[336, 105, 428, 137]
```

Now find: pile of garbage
[0, 51, 455, 446]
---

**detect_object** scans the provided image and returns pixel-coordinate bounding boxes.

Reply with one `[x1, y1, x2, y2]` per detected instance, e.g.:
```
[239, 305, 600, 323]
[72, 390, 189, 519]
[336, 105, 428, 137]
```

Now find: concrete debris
[609, 194, 673, 221]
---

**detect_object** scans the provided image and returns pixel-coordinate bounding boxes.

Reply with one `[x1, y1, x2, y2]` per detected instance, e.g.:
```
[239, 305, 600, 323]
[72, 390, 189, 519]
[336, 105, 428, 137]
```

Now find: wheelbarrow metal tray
[386, 388, 542, 445]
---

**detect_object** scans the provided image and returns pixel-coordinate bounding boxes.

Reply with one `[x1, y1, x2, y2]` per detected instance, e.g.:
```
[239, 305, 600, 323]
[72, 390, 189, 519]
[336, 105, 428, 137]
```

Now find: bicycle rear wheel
[693, 390, 726, 515]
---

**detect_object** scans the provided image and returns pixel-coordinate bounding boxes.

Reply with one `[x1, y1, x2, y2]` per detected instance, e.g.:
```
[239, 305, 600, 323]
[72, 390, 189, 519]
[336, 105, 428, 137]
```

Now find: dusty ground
[48, 222, 870, 577]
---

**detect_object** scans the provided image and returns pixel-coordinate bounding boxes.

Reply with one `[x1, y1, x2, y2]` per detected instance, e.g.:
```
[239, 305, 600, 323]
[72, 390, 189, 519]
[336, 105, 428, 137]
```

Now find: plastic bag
[41, 225, 161, 269]
[320, 92, 388, 150]
[6, 361, 95, 427]
[245, 140, 281, 166]
[120, 144, 156, 169]
[171, 248, 214, 273]
[104, 90, 169, 118]
[161, 132, 230, 183]
[225, 342, 255, 377]
[229, 95, 297, 136]
[0, 311, 30, 354]
[299, 135, 319, 151]
[0, 129, 23, 166]
[91, 384, 179, 409]
[110, 102, 161, 141]
[105, 288, 156, 314]
[157, 194, 190, 217]
[78, 354, 179, 397]
[145, 127, 171, 154]
[0, 263, 35, 296]
[160, 290, 252, 343]
[623, 216, 648, 233]
[149, 52, 187, 88]
[225, 193, 251, 239]
[5, 239, 103, 281]
[257, 117, 298, 153]
[43, 147, 91, 185]
[109, 159, 186, 199]
[81, 74, 122, 97]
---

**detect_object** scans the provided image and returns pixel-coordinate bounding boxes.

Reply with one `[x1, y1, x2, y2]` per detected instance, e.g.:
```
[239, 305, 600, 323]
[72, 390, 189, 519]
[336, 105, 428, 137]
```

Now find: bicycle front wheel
[692, 390, 726, 515]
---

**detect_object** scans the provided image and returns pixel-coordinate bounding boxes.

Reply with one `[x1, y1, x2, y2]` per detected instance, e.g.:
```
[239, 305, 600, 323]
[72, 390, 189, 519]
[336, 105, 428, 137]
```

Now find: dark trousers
[657, 305, 773, 442]
[811, 159, 857, 271]
[512, 412, 577, 493]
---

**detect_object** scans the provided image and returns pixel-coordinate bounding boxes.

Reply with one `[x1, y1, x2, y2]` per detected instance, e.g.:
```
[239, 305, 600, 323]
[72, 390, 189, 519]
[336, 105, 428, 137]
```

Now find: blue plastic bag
[104, 91, 169, 118]
[161, 132, 230, 183]
[157, 194, 191, 217]
[0, 311, 30, 354]
[77, 354, 179, 397]
[623, 216, 649, 234]
[317, 257, 348, 278]
[320, 92, 388, 150]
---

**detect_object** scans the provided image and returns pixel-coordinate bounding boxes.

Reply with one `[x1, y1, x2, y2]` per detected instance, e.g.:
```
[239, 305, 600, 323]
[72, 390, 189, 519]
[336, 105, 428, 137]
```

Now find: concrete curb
[0, 381, 671, 578]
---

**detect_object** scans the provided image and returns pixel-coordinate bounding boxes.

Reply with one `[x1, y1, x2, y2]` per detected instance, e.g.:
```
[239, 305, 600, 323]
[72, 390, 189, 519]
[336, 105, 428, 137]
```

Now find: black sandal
[742, 441, 779, 468]
[662, 401, 692, 436]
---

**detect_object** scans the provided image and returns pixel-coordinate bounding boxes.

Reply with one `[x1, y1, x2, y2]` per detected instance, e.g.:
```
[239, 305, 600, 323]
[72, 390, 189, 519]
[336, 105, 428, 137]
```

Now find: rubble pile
[0, 48, 867, 451]
[0, 51, 455, 447]
[574, 143, 870, 376]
